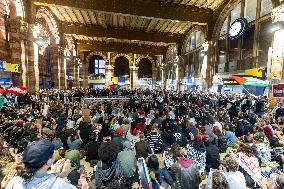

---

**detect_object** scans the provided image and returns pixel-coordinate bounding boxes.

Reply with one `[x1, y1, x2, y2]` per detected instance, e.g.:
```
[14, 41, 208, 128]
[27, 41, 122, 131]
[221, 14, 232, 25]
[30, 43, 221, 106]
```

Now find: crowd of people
[0, 88, 284, 189]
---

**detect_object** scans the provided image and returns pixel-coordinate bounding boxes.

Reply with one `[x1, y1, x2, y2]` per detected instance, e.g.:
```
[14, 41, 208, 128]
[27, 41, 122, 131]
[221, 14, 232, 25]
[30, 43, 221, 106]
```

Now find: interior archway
[114, 56, 130, 77]
[138, 58, 152, 79]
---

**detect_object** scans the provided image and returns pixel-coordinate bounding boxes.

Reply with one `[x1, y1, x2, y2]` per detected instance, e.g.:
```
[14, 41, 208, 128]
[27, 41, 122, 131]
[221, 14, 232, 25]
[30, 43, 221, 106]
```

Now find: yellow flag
[244, 67, 265, 78]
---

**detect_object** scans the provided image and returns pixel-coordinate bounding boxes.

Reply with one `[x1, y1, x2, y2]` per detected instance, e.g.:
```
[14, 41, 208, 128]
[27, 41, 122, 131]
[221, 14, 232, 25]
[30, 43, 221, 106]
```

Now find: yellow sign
[112, 77, 118, 83]
[244, 67, 266, 78]
[3, 62, 19, 72]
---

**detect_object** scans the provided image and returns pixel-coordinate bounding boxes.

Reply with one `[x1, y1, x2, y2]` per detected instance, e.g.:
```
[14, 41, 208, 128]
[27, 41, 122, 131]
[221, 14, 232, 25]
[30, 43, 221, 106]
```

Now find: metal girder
[77, 42, 167, 55]
[63, 24, 180, 44]
[32, 0, 213, 22]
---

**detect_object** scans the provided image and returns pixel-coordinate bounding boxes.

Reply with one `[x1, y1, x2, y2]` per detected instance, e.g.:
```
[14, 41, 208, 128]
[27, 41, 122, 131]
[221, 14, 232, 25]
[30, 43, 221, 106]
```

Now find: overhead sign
[0, 78, 12, 86]
[0, 60, 19, 72]
[223, 78, 239, 85]
[273, 84, 284, 98]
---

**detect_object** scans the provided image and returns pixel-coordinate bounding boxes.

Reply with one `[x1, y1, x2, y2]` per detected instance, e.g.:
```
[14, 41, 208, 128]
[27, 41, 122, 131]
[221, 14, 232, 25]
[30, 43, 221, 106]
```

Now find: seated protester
[186, 138, 206, 173]
[54, 147, 66, 161]
[65, 150, 81, 186]
[93, 141, 126, 189]
[120, 118, 131, 134]
[66, 117, 75, 129]
[67, 130, 83, 150]
[253, 132, 272, 165]
[262, 121, 274, 140]
[163, 143, 181, 170]
[221, 156, 247, 189]
[4, 139, 89, 189]
[206, 170, 229, 189]
[52, 134, 63, 150]
[224, 130, 238, 147]
[167, 125, 188, 147]
[135, 134, 153, 159]
[147, 155, 173, 189]
[126, 123, 140, 146]
[77, 121, 92, 146]
[171, 148, 200, 189]
[117, 141, 137, 179]
[234, 143, 261, 188]
[112, 127, 126, 145]
[136, 117, 146, 133]
[204, 139, 220, 172]
[84, 133, 101, 165]
[145, 124, 163, 153]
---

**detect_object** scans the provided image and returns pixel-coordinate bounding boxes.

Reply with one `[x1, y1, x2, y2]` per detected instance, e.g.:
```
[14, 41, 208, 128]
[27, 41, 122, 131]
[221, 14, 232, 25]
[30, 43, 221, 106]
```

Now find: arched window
[217, 0, 273, 73]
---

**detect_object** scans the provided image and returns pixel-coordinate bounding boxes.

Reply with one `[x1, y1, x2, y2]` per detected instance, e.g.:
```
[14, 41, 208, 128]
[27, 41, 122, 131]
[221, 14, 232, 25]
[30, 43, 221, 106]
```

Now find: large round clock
[228, 18, 248, 40]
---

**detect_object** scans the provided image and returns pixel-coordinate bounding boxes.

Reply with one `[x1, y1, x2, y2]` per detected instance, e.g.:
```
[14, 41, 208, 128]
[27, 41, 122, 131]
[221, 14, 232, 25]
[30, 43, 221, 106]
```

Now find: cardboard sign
[272, 84, 284, 98]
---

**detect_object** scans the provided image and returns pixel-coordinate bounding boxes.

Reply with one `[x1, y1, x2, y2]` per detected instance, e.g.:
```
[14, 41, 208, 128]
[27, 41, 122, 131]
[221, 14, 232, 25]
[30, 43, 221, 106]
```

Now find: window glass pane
[244, 0, 257, 23]
[261, 0, 273, 17]
[220, 17, 228, 36]
[196, 31, 201, 47]
[186, 43, 190, 53]
[98, 68, 105, 74]
[190, 34, 195, 50]
[230, 3, 241, 25]
[95, 60, 99, 69]
[241, 26, 255, 70]
[98, 60, 105, 68]
[218, 38, 226, 73]
[258, 19, 273, 67]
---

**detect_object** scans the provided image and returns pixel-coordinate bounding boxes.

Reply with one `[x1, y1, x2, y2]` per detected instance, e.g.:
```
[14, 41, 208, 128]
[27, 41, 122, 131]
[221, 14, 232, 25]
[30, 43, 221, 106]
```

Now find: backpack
[218, 135, 228, 153]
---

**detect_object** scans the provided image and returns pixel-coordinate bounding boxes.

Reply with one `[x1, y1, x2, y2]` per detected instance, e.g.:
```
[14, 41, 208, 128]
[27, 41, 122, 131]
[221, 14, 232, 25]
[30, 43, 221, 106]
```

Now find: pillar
[270, 5, 284, 81]
[7, 17, 25, 86]
[73, 58, 80, 88]
[130, 65, 138, 89]
[105, 64, 114, 87]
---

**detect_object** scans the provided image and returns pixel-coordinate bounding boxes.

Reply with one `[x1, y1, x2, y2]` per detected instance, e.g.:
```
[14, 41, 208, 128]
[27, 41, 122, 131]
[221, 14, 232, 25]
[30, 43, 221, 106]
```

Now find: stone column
[270, 5, 284, 81]
[130, 65, 138, 89]
[7, 17, 25, 86]
[105, 64, 114, 88]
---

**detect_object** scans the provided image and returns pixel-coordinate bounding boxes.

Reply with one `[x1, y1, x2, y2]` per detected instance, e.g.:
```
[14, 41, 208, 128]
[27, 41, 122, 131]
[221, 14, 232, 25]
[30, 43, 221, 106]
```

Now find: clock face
[229, 22, 242, 37]
[228, 18, 248, 40]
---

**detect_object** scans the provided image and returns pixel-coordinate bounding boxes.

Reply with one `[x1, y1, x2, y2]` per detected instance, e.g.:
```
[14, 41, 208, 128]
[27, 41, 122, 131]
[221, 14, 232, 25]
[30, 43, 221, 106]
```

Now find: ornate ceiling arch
[86, 51, 108, 63]
[135, 55, 155, 67]
[36, 7, 60, 44]
[111, 53, 132, 65]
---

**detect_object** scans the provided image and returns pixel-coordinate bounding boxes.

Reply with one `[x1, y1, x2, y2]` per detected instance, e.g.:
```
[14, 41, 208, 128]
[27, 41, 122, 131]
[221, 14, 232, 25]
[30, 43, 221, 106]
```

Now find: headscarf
[65, 150, 80, 171]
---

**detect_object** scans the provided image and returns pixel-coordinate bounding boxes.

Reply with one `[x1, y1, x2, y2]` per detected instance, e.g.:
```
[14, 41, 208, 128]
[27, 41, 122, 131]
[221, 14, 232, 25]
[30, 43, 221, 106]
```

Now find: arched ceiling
[32, 0, 227, 55]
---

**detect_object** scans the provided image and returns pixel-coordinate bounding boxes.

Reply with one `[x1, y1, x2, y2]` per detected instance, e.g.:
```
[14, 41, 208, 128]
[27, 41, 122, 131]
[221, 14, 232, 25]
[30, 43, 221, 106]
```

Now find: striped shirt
[145, 132, 163, 153]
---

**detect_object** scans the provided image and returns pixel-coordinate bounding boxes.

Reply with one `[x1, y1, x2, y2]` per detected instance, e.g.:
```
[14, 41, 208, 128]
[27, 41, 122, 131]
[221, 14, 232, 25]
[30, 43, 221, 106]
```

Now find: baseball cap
[22, 139, 55, 169]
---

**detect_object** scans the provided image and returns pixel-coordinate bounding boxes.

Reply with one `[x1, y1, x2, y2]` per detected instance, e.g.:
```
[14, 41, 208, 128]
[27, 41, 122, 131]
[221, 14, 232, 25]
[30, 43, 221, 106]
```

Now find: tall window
[45, 47, 51, 75]
[183, 29, 205, 77]
[94, 59, 105, 75]
[217, 0, 273, 73]
[89, 56, 105, 76]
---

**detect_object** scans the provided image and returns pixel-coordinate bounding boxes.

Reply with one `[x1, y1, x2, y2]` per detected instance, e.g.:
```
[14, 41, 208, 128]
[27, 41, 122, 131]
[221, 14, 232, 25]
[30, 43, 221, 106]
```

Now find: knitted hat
[116, 127, 124, 136]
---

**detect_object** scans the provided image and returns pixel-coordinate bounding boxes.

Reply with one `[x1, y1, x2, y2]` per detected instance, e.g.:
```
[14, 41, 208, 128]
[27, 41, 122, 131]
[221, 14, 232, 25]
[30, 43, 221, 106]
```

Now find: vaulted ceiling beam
[33, 0, 213, 22]
[77, 42, 167, 55]
[63, 24, 180, 44]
